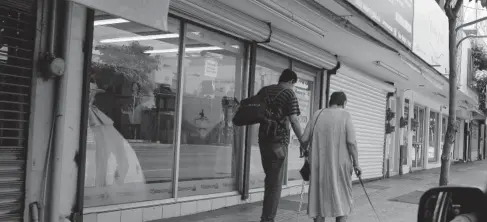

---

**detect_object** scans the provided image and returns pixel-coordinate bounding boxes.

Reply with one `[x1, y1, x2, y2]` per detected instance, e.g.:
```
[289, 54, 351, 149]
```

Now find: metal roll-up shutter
[330, 73, 386, 180]
[169, 0, 336, 69]
[0, 0, 36, 221]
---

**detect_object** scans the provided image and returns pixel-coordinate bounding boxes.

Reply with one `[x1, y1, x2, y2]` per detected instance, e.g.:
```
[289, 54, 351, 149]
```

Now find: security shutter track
[0, 1, 37, 221]
[330, 74, 386, 180]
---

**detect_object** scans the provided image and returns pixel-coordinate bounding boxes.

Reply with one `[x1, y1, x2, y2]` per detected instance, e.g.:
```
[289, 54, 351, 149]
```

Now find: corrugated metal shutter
[0, 0, 36, 221]
[330, 73, 386, 180]
[169, 0, 336, 69]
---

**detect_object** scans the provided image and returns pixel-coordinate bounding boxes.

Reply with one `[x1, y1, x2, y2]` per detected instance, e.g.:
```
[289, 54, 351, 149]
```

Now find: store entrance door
[479, 124, 484, 160]
[412, 105, 426, 170]
[471, 121, 479, 161]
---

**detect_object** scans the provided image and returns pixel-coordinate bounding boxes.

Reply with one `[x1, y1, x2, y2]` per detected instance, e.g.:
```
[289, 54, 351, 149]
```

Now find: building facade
[0, 0, 485, 222]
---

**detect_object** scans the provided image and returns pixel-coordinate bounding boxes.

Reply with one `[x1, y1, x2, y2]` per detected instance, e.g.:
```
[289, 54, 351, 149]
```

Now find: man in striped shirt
[258, 68, 303, 222]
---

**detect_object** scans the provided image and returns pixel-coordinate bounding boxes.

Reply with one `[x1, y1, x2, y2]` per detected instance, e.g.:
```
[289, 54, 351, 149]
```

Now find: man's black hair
[278, 68, 298, 83]
[329, 91, 347, 106]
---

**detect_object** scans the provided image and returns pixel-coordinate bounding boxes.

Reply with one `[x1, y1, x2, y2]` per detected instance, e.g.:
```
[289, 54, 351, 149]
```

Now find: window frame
[80, 12, 327, 206]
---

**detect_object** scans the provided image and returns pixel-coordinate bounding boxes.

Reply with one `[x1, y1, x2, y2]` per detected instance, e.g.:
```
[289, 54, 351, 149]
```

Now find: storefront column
[424, 108, 431, 169]
[393, 90, 404, 175]
[437, 109, 443, 164]
[406, 91, 414, 172]
[48, 3, 87, 221]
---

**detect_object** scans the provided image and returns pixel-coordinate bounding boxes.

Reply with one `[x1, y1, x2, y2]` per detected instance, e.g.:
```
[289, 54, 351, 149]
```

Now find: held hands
[299, 141, 309, 158]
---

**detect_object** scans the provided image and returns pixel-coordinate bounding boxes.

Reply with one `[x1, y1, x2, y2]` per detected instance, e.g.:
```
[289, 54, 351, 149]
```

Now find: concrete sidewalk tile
[211, 197, 226, 210]
[226, 195, 240, 207]
[143, 206, 163, 221]
[121, 208, 143, 222]
[97, 211, 121, 222]
[83, 213, 97, 222]
[180, 201, 197, 216]
[196, 199, 212, 213]
[162, 203, 180, 218]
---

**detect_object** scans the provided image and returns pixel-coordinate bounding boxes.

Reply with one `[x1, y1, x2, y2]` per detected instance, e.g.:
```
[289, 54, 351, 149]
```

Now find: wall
[24, 1, 85, 221]
[24, 0, 54, 219]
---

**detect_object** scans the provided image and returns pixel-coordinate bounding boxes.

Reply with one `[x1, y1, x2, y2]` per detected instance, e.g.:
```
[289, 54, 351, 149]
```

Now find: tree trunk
[439, 17, 459, 186]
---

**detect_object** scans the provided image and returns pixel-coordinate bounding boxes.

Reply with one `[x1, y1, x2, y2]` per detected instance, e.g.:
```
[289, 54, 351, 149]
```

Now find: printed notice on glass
[204, 59, 219, 78]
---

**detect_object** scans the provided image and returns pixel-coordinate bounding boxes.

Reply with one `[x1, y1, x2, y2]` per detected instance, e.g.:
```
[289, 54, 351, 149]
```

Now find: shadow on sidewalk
[154, 160, 487, 222]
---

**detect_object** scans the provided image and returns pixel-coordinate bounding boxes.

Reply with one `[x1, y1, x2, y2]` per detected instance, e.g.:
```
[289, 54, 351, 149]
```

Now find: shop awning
[69, 0, 170, 31]
[472, 108, 485, 120]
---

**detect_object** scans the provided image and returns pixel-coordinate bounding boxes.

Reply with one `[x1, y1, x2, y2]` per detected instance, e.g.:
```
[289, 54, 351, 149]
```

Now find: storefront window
[249, 48, 290, 188]
[411, 105, 426, 168]
[178, 24, 244, 197]
[85, 12, 180, 206]
[288, 61, 317, 181]
[429, 111, 439, 162]
[402, 99, 410, 165]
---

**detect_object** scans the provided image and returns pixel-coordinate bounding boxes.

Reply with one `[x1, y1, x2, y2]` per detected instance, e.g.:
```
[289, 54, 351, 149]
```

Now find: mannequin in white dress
[86, 81, 147, 203]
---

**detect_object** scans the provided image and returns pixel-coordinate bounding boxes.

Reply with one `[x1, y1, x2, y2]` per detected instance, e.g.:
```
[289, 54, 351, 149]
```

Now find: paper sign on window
[204, 59, 219, 78]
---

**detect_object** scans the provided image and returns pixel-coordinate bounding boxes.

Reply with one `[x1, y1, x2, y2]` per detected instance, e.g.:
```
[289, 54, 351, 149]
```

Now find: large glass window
[428, 111, 439, 162]
[249, 48, 290, 188]
[85, 12, 180, 207]
[411, 105, 426, 168]
[287, 62, 317, 182]
[402, 99, 410, 166]
[177, 24, 244, 197]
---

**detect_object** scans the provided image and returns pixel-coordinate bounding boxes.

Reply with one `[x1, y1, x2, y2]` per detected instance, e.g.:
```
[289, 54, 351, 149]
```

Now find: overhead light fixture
[94, 18, 129, 26]
[375, 61, 409, 80]
[145, 46, 222, 54]
[248, 0, 325, 38]
[399, 55, 421, 74]
[100, 34, 179, 43]
[434, 92, 447, 99]
[421, 70, 445, 89]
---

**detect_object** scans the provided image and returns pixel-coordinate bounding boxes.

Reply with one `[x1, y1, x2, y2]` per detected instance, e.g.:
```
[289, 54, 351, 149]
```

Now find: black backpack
[232, 87, 286, 128]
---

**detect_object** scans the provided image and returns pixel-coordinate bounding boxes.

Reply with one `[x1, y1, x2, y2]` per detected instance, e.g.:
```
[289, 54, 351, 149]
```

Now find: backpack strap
[263, 86, 288, 104]
[274, 88, 287, 102]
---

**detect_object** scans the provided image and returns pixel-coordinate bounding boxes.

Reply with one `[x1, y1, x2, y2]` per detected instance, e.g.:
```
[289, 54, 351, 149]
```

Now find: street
[155, 160, 487, 222]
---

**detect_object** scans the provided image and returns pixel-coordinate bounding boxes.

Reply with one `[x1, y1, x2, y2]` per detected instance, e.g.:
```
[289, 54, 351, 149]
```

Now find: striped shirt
[258, 84, 300, 145]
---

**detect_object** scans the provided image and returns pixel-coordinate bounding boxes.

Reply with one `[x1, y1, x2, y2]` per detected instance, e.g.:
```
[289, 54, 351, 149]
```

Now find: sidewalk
[155, 160, 487, 222]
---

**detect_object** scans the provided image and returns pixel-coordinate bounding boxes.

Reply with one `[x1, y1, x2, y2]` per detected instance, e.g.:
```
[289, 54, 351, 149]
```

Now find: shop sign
[70, 0, 170, 31]
[412, 0, 449, 75]
[345, 0, 413, 48]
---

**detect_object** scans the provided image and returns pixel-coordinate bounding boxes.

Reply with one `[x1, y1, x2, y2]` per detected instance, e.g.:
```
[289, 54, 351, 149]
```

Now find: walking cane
[356, 170, 382, 222]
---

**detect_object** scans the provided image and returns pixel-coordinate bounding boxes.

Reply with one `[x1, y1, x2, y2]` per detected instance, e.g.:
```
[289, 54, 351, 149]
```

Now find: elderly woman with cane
[300, 91, 361, 222]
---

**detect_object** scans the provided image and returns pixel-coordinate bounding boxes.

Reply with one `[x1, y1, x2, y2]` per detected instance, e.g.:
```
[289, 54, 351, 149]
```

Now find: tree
[440, 0, 487, 186]
[439, 0, 463, 186]
[471, 41, 487, 113]
[91, 41, 161, 136]
[92, 41, 161, 95]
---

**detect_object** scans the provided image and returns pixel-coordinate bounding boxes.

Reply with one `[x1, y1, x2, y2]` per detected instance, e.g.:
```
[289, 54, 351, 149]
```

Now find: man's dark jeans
[259, 142, 287, 222]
